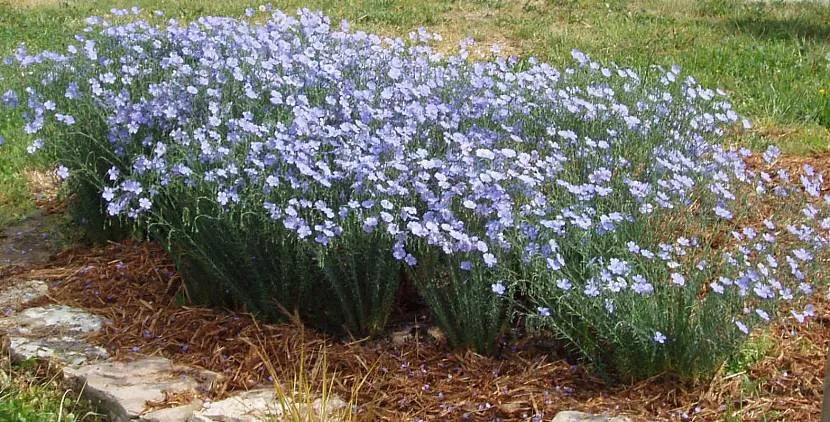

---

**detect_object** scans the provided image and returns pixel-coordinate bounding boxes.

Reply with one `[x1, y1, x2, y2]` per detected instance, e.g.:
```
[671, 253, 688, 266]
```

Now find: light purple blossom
[56, 165, 69, 179]
[491, 282, 506, 295]
[735, 320, 749, 335]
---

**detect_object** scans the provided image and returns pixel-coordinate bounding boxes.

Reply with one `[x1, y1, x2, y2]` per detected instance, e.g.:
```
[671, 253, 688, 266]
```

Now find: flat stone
[552, 411, 631, 422]
[140, 400, 204, 422]
[4, 335, 109, 366]
[191, 389, 284, 422]
[191, 388, 347, 422]
[64, 357, 218, 422]
[0, 279, 48, 315]
[0, 305, 108, 365]
[0, 305, 103, 335]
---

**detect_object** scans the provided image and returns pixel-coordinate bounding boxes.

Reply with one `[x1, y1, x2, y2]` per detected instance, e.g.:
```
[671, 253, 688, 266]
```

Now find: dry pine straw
[0, 239, 819, 422]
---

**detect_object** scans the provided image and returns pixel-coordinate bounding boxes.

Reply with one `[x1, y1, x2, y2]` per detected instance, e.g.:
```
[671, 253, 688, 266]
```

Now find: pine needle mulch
[10, 240, 828, 421]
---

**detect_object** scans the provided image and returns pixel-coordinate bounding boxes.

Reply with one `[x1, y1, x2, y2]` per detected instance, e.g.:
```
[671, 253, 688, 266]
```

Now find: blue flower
[491, 282, 505, 295]
[653, 331, 666, 344]
[26, 139, 44, 154]
[483, 253, 497, 267]
[734, 320, 749, 335]
[56, 165, 69, 180]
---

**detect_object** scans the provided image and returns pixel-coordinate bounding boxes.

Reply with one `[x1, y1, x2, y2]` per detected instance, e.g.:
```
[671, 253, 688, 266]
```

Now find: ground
[0, 0, 828, 420]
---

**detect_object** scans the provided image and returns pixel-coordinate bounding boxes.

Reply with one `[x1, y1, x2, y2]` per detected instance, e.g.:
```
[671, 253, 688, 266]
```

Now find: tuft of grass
[243, 320, 374, 421]
[725, 332, 775, 375]
[0, 357, 103, 422]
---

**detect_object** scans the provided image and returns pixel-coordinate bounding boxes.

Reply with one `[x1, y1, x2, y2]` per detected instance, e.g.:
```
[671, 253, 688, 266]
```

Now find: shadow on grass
[726, 17, 830, 42]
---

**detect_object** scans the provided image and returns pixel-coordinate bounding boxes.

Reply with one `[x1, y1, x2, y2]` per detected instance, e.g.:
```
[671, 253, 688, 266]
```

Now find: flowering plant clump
[2, 6, 828, 380]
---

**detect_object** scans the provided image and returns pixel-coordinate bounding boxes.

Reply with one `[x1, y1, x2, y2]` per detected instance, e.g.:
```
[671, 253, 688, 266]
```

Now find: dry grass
[23, 170, 59, 203]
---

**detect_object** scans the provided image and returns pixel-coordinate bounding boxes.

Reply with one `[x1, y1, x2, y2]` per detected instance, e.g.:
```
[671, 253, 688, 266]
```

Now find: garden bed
[1, 6, 829, 420]
[3, 233, 825, 421]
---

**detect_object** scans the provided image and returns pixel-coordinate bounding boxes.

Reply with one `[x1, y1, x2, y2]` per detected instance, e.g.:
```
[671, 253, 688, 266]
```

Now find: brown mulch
[745, 150, 830, 185]
[3, 239, 822, 421]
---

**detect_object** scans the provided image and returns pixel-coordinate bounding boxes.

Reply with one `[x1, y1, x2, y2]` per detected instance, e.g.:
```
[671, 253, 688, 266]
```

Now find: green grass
[725, 332, 775, 375]
[0, 358, 103, 422]
[0, 0, 828, 226]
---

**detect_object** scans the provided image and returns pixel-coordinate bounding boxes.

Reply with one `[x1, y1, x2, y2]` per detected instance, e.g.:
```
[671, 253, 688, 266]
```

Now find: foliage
[0, 358, 102, 422]
[2, 7, 828, 381]
[725, 333, 775, 375]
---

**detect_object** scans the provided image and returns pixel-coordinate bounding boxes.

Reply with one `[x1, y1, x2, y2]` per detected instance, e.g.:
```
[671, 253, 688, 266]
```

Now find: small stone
[0, 211, 61, 267]
[427, 326, 445, 342]
[0, 305, 108, 365]
[311, 395, 348, 417]
[63, 357, 218, 422]
[190, 389, 284, 422]
[140, 400, 203, 422]
[390, 327, 413, 345]
[551, 411, 631, 422]
[0, 279, 48, 311]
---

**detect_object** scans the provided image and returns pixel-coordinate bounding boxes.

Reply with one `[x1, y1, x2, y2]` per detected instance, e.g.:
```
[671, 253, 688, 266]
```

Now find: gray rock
[311, 396, 348, 418]
[0, 305, 108, 365]
[191, 389, 285, 422]
[0, 304, 103, 335]
[0, 279, 48, 314]
[4, 335, 109, 366]
[140, 400, 204, 422]
[191, 388, 348, 422]
[64, 357, 218, 422]
[551, 411, 632, 422]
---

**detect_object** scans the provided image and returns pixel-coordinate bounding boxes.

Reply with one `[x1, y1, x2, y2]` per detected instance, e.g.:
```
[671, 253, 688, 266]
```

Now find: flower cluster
[3, 7, 827, 379]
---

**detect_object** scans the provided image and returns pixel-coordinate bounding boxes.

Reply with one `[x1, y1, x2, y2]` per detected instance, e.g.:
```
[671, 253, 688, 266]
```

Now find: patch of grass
[739, 121, 830, 155]
[725, 332, 775, 375]
[0, 358, 103, 422]
[0, 105, 41, 227]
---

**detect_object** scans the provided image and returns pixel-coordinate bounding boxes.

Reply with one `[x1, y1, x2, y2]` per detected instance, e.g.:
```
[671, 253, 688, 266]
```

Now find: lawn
[0, 0, 828, 226]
